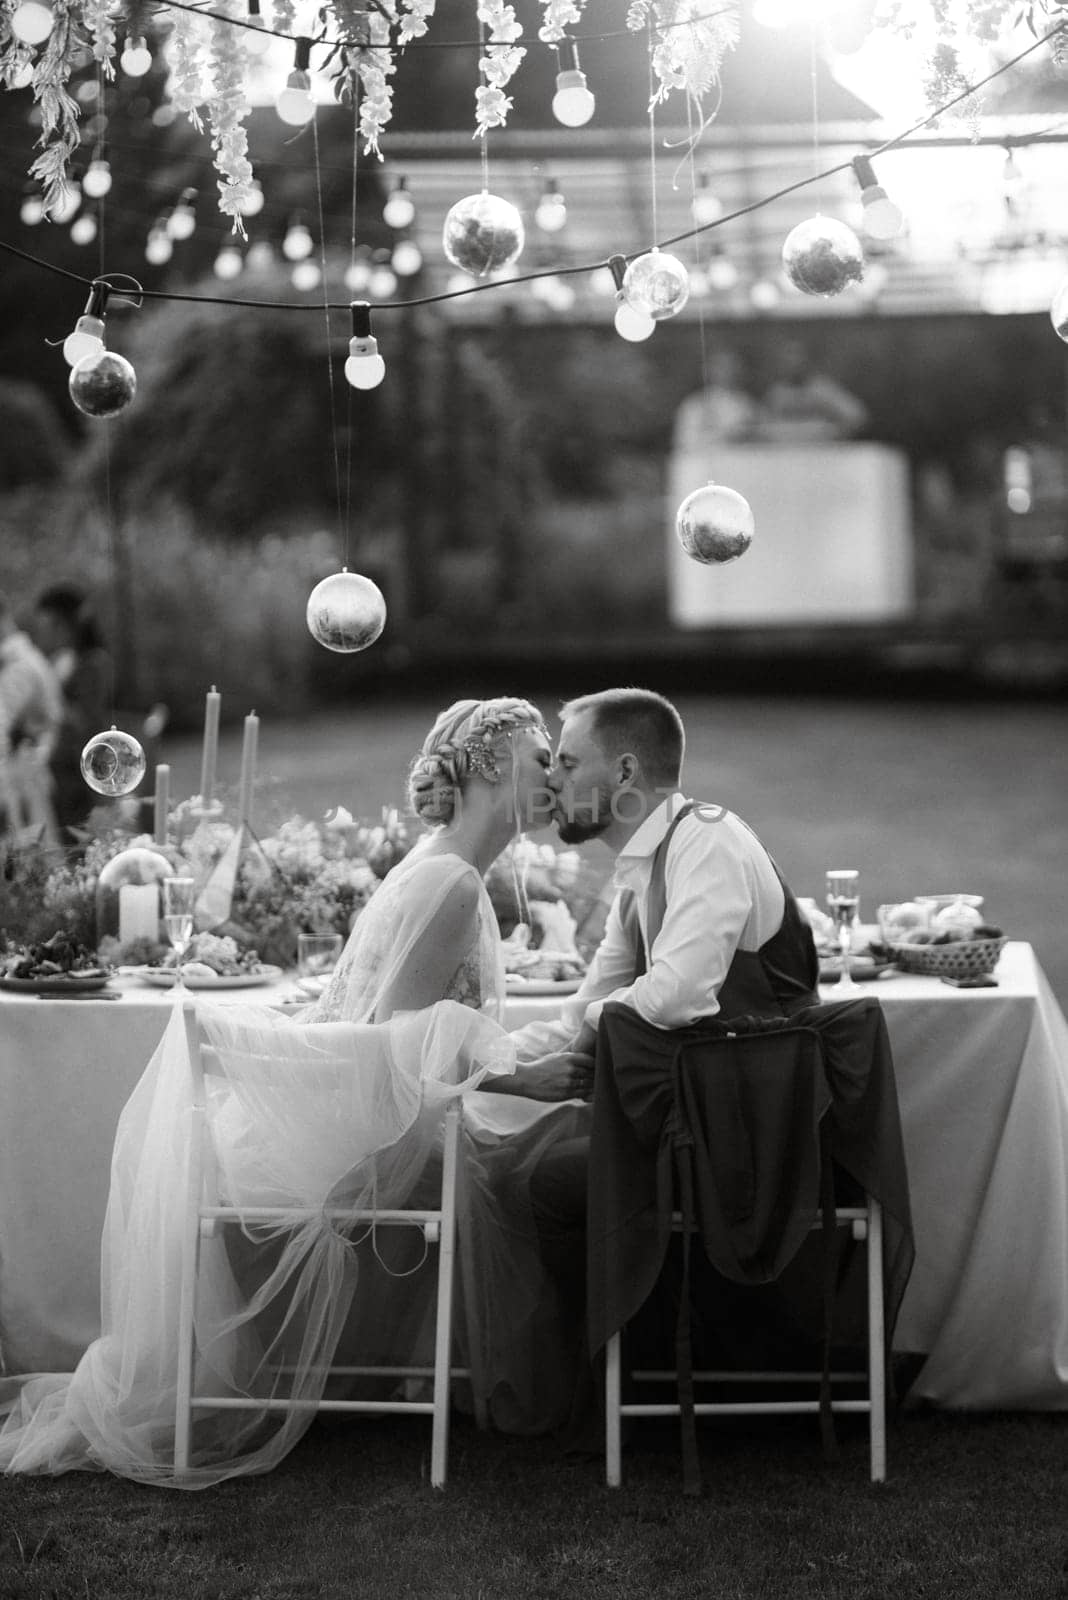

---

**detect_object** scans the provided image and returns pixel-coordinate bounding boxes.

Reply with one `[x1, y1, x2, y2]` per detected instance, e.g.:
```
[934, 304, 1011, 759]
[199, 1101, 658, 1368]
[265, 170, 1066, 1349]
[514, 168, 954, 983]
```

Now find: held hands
[510, 1047, 595, 1102]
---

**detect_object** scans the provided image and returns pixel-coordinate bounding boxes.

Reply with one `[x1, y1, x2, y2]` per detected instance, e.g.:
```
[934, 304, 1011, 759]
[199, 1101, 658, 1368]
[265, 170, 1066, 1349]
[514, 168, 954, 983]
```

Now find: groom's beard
[554, 801, 611, 845]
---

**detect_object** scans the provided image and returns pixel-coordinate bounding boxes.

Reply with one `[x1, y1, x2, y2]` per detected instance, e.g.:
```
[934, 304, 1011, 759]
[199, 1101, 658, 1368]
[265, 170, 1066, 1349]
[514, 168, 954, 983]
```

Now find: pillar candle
[153, 764, 170, 846]
[118, 883, 159, 946]
[199, 686, 221, 807]
[237, 710, 259, 828]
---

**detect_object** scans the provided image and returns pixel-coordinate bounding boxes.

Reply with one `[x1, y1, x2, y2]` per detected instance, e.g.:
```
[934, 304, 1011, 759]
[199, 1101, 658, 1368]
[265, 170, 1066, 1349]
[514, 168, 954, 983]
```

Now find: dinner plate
[504, 976, 583, 996]
[129, 965, 283, 990]
[0, 971, 113, 995]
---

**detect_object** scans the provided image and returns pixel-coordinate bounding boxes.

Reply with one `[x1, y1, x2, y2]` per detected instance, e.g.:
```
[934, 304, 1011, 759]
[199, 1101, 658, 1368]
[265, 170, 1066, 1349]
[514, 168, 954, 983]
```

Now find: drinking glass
[297, 933, 343, 981]
[826, 868, 860, 991]
[162, 876, 197, 989]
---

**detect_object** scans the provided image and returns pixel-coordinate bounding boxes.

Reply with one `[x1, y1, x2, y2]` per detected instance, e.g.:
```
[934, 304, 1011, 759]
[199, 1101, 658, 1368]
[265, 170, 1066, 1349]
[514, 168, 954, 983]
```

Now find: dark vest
[619, 802, 819, 1021]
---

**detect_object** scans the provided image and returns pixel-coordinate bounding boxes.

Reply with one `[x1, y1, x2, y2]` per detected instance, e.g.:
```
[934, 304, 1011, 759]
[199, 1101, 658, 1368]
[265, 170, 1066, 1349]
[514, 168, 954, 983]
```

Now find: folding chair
[174, 998, 483, 1488]
[591, 1000, 912, 1492]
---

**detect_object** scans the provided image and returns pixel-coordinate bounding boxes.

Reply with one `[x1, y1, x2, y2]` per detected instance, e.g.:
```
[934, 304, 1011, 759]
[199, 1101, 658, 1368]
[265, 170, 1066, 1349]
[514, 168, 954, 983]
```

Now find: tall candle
[119, 884, 159, 946]
[237, 710, 259, 828]
[153, 764, 170, 846]
[199, 687, 221, 807]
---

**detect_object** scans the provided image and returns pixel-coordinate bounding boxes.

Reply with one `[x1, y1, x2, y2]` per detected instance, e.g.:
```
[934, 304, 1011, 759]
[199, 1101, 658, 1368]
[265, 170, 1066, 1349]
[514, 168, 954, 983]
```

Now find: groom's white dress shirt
[513, 792, 786, 1056]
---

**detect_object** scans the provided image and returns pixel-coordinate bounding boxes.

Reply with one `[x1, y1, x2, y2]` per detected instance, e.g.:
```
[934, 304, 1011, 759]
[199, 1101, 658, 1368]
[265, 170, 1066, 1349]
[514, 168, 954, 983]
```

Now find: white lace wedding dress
[0, 842, 587, 1487]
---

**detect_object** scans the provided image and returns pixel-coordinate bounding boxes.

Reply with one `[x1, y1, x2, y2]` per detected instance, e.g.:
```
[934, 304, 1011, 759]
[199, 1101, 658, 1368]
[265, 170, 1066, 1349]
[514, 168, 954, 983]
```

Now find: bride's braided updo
[407, 697, 548, 826]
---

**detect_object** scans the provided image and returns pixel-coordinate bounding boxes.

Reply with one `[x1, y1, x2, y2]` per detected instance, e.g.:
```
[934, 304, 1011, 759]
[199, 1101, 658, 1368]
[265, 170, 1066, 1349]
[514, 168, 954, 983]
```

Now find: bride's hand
[510, 1049, 595, 1102]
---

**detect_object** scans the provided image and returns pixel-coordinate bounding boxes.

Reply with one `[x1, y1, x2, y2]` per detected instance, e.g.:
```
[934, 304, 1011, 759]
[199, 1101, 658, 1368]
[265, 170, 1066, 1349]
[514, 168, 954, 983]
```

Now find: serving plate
[130, 965, 283, 990]
[0, 971, 113, 995]
[504, 976, 583, 996]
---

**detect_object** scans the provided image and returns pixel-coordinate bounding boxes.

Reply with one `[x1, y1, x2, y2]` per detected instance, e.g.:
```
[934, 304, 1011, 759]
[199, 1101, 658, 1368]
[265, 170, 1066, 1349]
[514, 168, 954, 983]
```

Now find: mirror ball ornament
[442, 192, 524, 279]
[80, 726, 147, 796]
[676, 481, 755, 565]
[1050, 275, 1068, 342]
[306, 570, 387, 653]
[622, 249, 690, 320]
[69, 350, 137, 418]
[782, 216, 864, 297]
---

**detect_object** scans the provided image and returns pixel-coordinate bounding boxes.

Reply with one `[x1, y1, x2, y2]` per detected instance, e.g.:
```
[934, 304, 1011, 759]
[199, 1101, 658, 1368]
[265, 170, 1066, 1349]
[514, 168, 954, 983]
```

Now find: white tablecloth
[2, 946, 1067, 1409]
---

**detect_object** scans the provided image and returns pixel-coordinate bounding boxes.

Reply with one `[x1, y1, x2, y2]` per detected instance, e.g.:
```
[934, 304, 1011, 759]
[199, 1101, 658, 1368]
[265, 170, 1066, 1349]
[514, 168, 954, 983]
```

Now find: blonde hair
[407, 697, 547, 826]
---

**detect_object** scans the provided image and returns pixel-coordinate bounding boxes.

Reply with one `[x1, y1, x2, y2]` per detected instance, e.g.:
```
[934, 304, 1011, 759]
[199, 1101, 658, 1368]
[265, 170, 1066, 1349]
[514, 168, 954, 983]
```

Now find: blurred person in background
[31, 584, 111, 838]
[759, 337, 869, 442]
[0, 590, 62, 846]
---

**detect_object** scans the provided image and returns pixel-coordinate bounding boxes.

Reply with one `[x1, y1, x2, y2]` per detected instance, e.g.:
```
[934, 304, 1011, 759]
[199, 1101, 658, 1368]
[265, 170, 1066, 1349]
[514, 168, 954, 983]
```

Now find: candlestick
[237, 710, 259, 828]
[153, 764, 170, 846]
[199, 687, 221, 807]
[118, 883, 159, 946]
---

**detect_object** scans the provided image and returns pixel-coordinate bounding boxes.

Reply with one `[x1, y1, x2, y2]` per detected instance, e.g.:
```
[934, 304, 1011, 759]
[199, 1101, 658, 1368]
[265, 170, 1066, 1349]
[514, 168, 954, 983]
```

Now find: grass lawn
[1, 1409, 1066, 1599]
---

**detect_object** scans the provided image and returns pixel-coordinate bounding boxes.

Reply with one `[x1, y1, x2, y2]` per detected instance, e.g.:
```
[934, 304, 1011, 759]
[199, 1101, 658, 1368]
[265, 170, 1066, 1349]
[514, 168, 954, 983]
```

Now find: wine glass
[162, 876, 197, 990]
[826, 868, 860, 992]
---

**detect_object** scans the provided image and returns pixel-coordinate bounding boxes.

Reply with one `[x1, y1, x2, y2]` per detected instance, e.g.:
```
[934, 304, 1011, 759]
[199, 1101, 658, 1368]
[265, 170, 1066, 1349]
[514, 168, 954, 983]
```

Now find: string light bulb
[851, 155, 904, 242]
[241, 0, 272, 57]
[276, 38, 315, 126]
[61, 282, 108, 367]
[10, 1, 54, 45]
[120, 35, 152, 76]
[145, 222, 173, 265]
[608, 255, 655, 343]
[368, 253, 397, 299]
[70, 213, 97, 246]
[82, 154, 112, 199]
[535, 178, 567, 233]
[282, 217, 313, 260]
[214, 245, 244, 280]
[391, 238, 423, 277]
[9, 57, 34, 87]
[48, 183, 81, 224]
[345, 248, 373, 292]
[382, 177, 415, 230]
[707, 245, 739, 291]
[291, 260, 320, 291]
[167, 188, 197, 240]
[20, 191, 44, 226]
[692, 173, 723, 226]
[237, 179, 264, 218]
[552, 41, 595, 127]
[345, 302, 386, 390]
[623, 247, 690, 320]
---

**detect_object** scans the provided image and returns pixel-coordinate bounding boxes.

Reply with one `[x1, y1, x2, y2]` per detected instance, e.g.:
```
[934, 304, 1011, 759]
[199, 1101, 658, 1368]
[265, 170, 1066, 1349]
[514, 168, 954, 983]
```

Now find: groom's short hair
[559, 687, 684, 787]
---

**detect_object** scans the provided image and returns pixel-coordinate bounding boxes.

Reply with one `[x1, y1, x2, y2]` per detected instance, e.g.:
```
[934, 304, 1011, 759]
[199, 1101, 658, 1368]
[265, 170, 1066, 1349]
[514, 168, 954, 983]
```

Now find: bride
[0, 697, 594, 1488]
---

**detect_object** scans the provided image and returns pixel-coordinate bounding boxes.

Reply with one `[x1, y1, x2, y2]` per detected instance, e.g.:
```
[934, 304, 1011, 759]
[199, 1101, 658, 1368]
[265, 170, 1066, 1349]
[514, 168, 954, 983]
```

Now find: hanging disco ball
[1050, 275, 1068, 342]
[306, 570, 387, 653]
[782, 216, 864, 297]
[69, 350, 137, 418]
[442, 192, 524, 279]
[622, 250, 690, 320]
[80, 726, 147, 795]
[676, 481, 754, 565]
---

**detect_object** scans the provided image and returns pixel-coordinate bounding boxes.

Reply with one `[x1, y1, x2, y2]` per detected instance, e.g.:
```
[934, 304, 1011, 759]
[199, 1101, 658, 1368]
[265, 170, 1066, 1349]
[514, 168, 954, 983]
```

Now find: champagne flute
[826, 868, 860, 992]
[162, 876, 197, 990]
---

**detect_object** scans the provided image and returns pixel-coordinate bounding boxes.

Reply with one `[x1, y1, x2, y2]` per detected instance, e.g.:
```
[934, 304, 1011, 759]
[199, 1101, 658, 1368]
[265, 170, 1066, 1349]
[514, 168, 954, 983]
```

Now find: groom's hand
[515, 1048, 595, 1102]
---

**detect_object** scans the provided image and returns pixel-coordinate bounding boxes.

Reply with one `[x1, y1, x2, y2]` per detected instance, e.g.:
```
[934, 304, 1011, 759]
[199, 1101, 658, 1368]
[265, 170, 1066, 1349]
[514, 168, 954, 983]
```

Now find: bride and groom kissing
[0, 686, 819, 1485]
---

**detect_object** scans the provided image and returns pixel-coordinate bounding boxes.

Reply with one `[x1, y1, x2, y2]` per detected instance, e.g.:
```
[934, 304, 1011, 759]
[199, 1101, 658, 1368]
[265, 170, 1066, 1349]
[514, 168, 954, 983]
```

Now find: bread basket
[887, 936, 1008, 978]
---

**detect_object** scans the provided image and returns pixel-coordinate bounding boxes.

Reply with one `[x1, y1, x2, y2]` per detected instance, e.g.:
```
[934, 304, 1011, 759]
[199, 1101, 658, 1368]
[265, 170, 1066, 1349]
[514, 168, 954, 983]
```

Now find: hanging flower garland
[23, 0, 82, 215]
[82, 0, 117, 78]
[627, 0, 740, 115]
[475, 0, 526, 137]
[207, 0, 255, 229]
[169, 4, 210, 131]
[538, 0, 586, 44]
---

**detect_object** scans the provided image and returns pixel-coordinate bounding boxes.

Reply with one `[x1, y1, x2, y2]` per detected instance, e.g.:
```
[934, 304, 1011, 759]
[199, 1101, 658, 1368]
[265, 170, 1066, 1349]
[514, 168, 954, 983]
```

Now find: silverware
[35, 990, 122, 1001]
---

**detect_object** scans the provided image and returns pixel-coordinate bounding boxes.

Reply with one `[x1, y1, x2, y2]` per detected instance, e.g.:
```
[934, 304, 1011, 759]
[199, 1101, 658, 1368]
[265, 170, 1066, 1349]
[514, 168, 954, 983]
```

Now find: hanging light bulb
[10, 1, 54, 45]
[214, 245, 244, 280]
[535, 178, 567, 233]
[70, 213, 98, 246]
[749, 277, 780, 310]
[276, 37, 315, 126]
[344, 302, 386, 391]
[446, 270, 476, 295]
[692, 173, 723, 226]
[391, 238, 423, 277]
[707, 245, 739, 291]
[282, 217, 313, 260]
[291, 259, 321, 291]
[552, 40, 595, 127]
[61, 282, 108, 367]
[82, 154, 112, 199]
[20, 191, 45, 226]
[69, 351, 137, 419]
[368, 252, 397, 299]
[241, 0, 272, 57]
[120, 34, 153, 76]
[9, 57, 34, 88]
[608, 254, 655, 343]
[345, 248, 373, 292]
[237, 179, 264, 217]
[145, 222, 173, 265]
[623, 248, 690, 320]
[167, 187, 197, 240]
[382, 176, 415, 230]
[246, 241, 275, 272]
[851, 155, 904, 242]
[1001, 145, 1023, 194]
[530, 274, 576, 313]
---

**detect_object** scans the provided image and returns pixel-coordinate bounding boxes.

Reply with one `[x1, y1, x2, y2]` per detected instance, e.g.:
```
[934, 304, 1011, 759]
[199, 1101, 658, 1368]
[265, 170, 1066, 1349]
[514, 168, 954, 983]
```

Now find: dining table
[1, 944, 1066, 1412]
